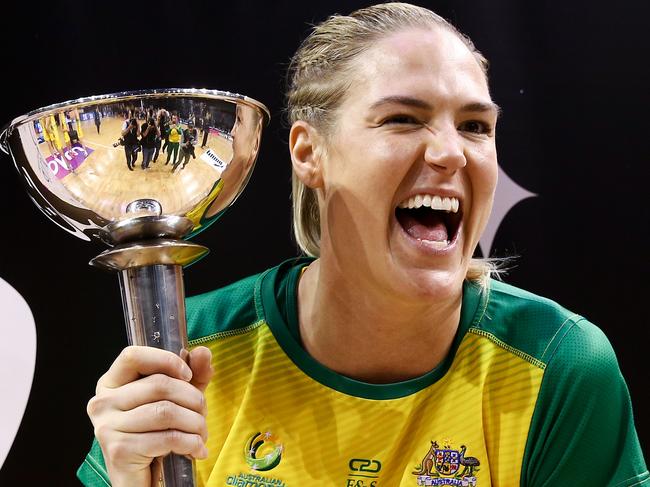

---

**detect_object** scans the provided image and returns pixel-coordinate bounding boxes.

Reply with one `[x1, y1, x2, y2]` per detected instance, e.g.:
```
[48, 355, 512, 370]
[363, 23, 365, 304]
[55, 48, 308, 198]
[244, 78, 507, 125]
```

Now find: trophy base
[103, 215, 196, 246]
[90, 238, 208, 271]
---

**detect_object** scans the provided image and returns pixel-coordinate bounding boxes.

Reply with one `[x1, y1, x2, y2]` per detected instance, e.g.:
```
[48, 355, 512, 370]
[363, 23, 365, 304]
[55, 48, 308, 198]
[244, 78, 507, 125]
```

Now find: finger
[98, 346, 193, 391]
[188, 346, 213, 392]
[113, 401, 208, 442]
[113, 430, 208, 461]
[150, 457, 163, 486]
[108, 374, 205, 414]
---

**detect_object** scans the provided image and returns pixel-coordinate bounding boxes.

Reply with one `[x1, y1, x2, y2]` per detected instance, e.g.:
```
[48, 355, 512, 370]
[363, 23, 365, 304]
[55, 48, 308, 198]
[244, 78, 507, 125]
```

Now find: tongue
[399, 210, 449, 242]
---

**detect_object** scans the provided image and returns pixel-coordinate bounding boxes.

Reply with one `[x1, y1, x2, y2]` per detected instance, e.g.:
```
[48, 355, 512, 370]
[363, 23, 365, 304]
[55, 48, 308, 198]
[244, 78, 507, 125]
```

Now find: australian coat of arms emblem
[412, 441, 480, 486]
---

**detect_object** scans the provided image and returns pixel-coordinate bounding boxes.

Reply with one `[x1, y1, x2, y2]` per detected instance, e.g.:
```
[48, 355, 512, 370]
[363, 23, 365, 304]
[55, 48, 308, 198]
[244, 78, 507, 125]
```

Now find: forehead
[348, 27, 490, 106]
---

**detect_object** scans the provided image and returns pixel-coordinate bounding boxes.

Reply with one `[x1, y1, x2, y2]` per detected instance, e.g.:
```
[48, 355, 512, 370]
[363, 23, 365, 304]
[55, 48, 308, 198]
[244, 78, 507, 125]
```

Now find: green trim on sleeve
[521, 319, 648, 486]
[77, 438, 111, 486]
[185, 271, 262, 342]
[467, 328, 546, 370]
[473, 279, 584, 365]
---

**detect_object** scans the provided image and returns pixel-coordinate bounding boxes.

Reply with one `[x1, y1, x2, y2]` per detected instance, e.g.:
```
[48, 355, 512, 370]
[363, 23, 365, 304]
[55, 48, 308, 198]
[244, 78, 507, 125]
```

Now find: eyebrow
[460, 101, 502, 118]
[369, 95, 432, 111]
[369, 95, 501, 118]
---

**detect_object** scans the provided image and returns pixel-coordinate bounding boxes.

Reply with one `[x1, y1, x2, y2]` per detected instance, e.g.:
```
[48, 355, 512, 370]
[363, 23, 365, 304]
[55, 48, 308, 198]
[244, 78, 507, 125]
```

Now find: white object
[0, 277, 36, 470]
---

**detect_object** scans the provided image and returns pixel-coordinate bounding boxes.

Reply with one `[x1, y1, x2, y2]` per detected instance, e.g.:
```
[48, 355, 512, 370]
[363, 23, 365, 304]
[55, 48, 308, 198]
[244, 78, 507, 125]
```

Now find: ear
[289, 120, 324, 189]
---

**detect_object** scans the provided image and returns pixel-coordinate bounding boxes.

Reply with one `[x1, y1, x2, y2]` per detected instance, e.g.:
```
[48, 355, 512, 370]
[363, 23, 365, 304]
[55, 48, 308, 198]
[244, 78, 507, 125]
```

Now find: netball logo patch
[412, 440, 480, 486]
[225, 431, 286, 486]
[244, 431, 284, 471]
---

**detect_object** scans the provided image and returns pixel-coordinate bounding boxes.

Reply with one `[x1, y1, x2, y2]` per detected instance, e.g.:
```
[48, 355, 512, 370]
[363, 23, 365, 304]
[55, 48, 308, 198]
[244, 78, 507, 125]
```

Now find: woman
[121, 111, 141, 171]
[94, 107, 102, 134]
[140, 117, 160, 170]
[79, 4, 647, 486]
[154, 109, 169, 163]
[165, 114, 182, 167]
[174, 120, 198, 172]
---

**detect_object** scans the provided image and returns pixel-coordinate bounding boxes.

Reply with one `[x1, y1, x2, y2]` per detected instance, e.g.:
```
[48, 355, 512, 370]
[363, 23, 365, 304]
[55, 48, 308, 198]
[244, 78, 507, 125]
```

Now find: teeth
[397, 194, 460, 213]
[417, 238, 449, 249]
[442, 197, 451, 211]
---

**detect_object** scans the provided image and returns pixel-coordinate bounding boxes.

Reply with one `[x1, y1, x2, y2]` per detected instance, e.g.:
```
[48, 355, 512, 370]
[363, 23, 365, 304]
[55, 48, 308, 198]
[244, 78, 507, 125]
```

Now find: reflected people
[23, 93, 260, 225]
[120, 111, 141, 171]
[165, 114, 182, 167]
[140, 117, 160, 170]
[154, 109, 169, 163]
[174, 120, 198, 172]
[93, 108, 101, 134]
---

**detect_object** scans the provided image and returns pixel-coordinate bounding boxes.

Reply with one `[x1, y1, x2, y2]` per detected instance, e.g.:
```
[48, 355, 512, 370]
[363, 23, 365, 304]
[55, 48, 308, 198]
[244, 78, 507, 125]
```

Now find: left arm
[521, 319, 648, 486]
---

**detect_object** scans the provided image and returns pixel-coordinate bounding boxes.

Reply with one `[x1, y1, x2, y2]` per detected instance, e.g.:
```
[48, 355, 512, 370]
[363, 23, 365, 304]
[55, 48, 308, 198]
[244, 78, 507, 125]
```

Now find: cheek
[321, 140, 409, 243]
[464, 148, 497, 228]
[328, 138, 408, 195]
[469, 145, 498, 196]
[483, 161, 498, 203]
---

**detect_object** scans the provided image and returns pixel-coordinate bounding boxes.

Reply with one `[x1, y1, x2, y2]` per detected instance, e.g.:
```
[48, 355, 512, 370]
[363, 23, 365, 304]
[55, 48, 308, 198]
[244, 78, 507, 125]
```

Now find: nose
[423, 125, 466, 174]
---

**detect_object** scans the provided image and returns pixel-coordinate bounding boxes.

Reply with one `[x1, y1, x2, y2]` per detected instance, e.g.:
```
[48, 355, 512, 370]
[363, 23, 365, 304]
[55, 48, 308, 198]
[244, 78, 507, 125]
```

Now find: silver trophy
[0, 89, 269, 486]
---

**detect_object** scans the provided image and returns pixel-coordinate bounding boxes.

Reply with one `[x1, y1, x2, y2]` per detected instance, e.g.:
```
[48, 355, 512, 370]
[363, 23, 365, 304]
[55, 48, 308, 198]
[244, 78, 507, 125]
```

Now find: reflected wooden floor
[41, 117, 233, 220]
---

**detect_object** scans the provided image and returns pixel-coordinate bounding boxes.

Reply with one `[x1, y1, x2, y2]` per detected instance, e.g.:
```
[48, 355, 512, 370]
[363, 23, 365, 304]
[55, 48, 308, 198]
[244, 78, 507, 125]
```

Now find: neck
[297, 258, 462, 384]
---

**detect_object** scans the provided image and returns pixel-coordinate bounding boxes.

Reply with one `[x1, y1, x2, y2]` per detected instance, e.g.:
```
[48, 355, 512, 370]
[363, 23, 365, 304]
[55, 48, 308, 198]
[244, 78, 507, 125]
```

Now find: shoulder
[475, 279, 606, 368]
[186, 270, 266, 342]
[505, 280, 650, 484]
[186, 257, 312, 344]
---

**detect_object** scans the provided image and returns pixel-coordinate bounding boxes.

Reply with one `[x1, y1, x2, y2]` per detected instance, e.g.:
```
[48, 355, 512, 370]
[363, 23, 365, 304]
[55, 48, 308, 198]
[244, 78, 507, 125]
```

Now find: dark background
[1, 1, 647, 483]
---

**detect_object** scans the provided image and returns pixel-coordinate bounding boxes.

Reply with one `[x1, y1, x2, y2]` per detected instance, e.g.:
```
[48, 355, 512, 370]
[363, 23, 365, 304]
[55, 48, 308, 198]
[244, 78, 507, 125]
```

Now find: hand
[87, 346, 213, 487]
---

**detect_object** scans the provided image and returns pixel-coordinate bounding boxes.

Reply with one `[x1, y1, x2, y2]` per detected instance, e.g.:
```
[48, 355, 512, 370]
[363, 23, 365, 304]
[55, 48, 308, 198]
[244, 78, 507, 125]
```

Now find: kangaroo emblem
[412, 441, 438, 475]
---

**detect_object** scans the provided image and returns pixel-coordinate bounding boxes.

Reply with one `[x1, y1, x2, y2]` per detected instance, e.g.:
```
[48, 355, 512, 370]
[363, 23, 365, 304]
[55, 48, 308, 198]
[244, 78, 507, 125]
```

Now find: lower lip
[394, 215, 462, 256]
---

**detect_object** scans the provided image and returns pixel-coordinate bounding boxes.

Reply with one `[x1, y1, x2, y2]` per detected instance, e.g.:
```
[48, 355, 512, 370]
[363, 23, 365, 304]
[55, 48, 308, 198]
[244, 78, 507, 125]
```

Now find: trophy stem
[119, 264, 195, 487]
[91, 239, 209, 487]
[118, 264, 189, 357]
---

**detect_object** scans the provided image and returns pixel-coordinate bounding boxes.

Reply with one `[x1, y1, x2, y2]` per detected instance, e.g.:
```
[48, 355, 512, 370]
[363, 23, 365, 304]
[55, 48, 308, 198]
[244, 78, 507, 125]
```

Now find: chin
[392, 263, 467, 305]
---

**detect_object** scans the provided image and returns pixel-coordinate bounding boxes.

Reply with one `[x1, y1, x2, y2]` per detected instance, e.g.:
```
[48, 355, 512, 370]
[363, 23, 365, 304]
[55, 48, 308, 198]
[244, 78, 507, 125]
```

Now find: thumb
[188, 346, 213, 392]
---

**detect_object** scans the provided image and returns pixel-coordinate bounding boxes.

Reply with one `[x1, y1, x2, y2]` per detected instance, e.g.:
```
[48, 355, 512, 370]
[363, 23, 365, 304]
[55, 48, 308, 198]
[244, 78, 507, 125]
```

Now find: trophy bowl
[1, 88, 269, 486]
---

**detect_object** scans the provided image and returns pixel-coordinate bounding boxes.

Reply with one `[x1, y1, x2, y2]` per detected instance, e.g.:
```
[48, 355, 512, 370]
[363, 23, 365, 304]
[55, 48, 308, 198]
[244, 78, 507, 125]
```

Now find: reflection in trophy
[1, 89, 269, 487]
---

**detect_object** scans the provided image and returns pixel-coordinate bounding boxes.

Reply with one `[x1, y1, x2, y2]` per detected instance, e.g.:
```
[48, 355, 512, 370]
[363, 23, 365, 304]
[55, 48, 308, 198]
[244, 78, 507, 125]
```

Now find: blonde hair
[287, 3, 497, 284]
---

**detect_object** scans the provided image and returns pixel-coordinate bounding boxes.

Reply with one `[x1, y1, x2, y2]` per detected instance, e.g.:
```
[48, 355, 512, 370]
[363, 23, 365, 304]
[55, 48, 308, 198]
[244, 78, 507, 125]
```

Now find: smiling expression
[310, 26, 499, 303]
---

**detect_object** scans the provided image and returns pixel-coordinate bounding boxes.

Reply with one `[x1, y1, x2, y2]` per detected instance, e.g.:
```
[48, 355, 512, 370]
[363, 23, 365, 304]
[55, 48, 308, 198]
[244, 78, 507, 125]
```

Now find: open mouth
[395, 194, 462, 248]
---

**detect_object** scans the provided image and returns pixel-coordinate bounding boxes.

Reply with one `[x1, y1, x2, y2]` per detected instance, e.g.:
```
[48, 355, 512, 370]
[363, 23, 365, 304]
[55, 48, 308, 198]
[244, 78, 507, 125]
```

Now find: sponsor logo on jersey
[346, 458, 381, 486]
[412, 440, 480, 486]
[226, 431, 286, 486]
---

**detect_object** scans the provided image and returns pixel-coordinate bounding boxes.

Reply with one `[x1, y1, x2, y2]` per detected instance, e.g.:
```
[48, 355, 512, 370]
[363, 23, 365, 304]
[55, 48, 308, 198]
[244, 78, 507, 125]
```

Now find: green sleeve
[77, 438, 111, 486]
[522, 318, 648, 486]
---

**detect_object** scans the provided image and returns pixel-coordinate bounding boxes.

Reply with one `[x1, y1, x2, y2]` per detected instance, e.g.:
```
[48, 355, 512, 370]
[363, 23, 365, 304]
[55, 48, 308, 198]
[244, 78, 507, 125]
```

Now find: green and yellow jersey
[168, 125, 183, 144]
[78, 258, 648, 486]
